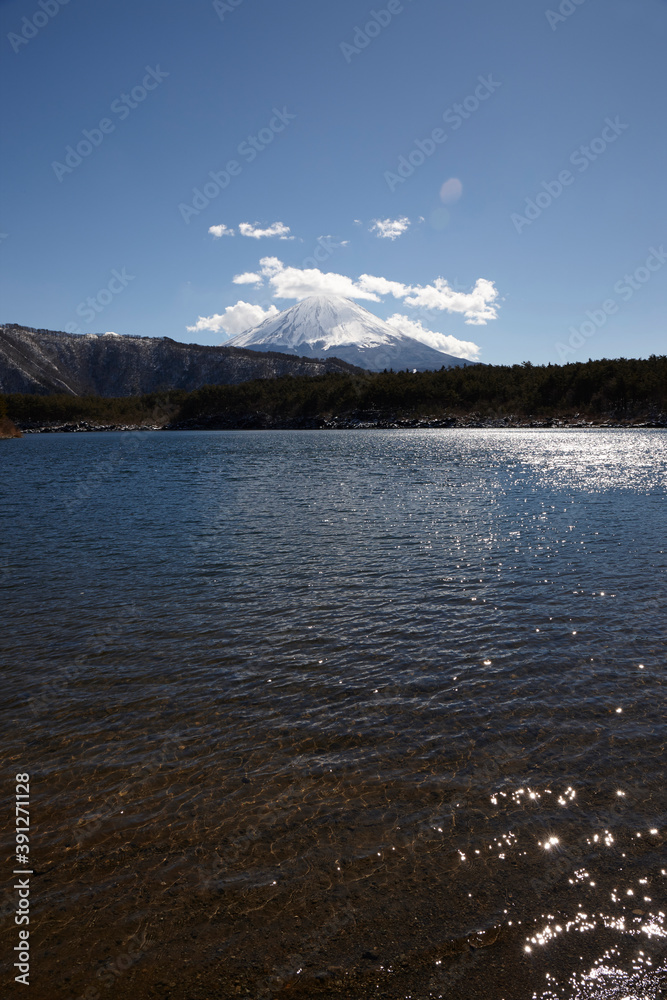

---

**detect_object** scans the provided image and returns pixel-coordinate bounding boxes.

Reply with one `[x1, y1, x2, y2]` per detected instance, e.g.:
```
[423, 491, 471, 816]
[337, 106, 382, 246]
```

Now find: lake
[1, 428, 666, 999]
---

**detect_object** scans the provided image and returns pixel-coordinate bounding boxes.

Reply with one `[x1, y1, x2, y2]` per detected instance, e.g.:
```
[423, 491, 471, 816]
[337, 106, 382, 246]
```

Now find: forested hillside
[3, 356, 666, 430]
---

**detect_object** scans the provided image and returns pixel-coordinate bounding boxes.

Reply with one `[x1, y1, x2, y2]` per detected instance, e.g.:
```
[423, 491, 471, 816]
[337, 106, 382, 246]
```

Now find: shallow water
[1, 428, 666, 999]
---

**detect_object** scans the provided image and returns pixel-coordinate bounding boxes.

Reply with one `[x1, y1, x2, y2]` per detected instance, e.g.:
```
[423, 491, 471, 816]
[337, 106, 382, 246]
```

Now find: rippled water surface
[2, 429, 666, 1000]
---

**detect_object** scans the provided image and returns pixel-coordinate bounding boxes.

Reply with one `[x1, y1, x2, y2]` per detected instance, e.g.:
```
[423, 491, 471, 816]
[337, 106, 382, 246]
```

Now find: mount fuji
[225, 295, 478, 372]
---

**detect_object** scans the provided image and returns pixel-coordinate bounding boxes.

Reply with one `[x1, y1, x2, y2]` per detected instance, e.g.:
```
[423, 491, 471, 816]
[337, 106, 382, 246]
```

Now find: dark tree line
[3, 390, 187, 425]
[3, 356, 666, 427]
[176, 356, 667, 423]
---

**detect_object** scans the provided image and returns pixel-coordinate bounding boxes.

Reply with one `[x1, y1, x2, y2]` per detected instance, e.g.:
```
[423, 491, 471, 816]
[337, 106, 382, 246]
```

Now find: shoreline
[17, 415, 667, 433]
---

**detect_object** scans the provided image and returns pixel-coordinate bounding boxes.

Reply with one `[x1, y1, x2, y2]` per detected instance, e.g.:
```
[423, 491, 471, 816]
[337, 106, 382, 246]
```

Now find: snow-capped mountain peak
[226, 295, 477, 372]
[227, 295, 396, 350]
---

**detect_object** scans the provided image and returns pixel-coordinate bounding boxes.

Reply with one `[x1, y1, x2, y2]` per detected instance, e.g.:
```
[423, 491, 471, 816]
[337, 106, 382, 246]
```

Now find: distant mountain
[0, 324, 361, 397]
[226, 295, 478, 372]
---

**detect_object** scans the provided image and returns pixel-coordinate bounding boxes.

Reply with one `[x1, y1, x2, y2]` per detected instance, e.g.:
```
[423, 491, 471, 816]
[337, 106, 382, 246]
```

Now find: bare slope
[0, 324, 361, 396]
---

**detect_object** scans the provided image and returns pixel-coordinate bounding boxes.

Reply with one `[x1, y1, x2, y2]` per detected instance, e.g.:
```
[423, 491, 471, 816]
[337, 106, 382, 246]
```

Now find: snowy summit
[225, 295, 478, 372]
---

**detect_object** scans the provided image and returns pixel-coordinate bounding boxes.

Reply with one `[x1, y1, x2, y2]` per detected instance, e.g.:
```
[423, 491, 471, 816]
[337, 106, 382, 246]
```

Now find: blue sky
[1, 0, 665, 365]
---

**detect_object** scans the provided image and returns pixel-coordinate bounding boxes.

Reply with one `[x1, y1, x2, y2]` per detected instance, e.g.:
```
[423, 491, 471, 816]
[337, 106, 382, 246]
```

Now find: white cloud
[239, 222, 293, 240]
[233, 272, 264, 285]
[258, 257, 380, 301]
[252, 258, 499, 323]
[257, 256, 283, 276]
[369, 217, 411, 240]
[357, 274, 410, 298]
[209, 224, 235, 238]
[385, 314, 480, 361]
[404, 277, 499, 325]
[186, 301, 279, 337]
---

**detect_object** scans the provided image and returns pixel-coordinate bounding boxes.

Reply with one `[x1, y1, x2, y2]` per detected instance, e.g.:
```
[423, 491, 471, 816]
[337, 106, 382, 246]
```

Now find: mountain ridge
[0, 323, 361, 397]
